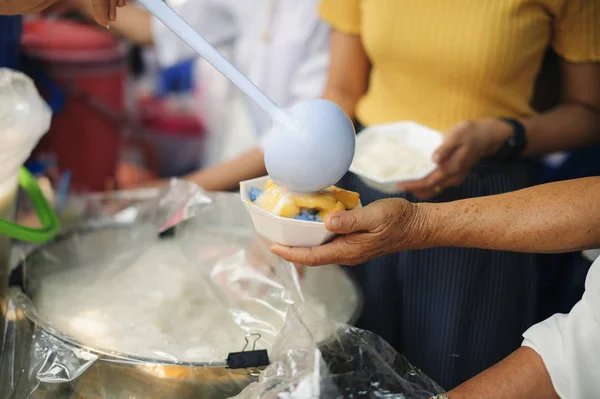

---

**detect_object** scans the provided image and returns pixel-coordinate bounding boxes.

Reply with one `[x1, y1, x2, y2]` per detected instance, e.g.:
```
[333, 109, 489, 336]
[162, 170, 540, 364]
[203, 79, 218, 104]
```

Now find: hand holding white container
[349, 122, 443, 194]
[240, 176, 361, 247]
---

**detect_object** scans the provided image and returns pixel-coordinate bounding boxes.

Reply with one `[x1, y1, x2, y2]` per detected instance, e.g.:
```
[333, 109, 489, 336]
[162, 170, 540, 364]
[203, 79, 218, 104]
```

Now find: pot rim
[11, 222, 363, 368]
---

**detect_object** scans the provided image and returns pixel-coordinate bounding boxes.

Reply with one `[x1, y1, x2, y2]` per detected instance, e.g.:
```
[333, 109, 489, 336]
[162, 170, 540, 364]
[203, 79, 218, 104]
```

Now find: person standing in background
[63, 0, 331, 187]
[309, 0, 600, 390]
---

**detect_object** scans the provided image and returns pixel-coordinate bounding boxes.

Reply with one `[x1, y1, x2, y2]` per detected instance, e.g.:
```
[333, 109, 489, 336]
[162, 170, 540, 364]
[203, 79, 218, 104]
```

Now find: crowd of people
[1, 0, 599, 397]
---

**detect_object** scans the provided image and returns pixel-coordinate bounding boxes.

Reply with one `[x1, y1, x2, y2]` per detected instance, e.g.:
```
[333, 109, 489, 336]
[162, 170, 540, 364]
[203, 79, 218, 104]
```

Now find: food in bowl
[248, 178, 360, 222]
[348, 122, 443, 194]
[351, 133, 432, 180]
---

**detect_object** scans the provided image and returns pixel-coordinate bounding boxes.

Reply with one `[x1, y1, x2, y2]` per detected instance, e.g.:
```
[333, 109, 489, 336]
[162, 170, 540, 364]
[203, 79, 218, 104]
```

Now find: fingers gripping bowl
[240, 176, 361, 247]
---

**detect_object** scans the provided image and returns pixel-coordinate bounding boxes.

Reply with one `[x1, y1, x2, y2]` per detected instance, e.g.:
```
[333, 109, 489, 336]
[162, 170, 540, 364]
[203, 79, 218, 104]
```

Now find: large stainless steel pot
[10, 216, 361, 398]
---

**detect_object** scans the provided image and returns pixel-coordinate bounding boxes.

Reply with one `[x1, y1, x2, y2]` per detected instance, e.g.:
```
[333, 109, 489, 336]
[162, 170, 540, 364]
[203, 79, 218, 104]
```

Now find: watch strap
[494, 117, 528, 162]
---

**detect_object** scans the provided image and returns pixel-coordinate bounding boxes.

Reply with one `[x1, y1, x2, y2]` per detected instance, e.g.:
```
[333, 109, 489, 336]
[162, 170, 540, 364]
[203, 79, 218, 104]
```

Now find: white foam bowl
[240, 176, 360, 247]
[349, 121, 443, 194]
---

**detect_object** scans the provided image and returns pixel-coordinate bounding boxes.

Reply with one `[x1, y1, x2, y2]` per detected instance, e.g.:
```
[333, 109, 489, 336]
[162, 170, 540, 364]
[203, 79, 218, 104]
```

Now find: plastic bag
[0, 68, 51, 198]
[233, 305, 445, 399]
[1, 182, 443, 398]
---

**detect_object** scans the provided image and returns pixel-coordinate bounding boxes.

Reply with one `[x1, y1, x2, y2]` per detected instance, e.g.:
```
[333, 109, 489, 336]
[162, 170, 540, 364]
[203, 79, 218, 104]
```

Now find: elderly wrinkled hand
[399, 119, 512, 199]
[271, 198, 430, 266]
[1, 0, 125, 25]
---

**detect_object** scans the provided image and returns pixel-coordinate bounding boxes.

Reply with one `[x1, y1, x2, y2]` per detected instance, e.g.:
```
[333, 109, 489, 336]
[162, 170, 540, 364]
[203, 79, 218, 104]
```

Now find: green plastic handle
[0, 167, 60, 243]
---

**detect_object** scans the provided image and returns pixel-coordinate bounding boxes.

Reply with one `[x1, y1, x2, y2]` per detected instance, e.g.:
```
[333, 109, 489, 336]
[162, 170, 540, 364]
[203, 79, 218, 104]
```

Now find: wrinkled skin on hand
[271, 198, 430, 266]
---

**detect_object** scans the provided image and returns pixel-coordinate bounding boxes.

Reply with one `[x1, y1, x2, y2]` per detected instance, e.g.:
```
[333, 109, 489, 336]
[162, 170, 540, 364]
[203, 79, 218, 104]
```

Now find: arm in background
[69, 0, 236, 52]
[519, 2, 600, 155]
[1, 0, 118, 25]
[103, 3, 154, 45]
[320, 29, 370, 120]
[399, 59, 600, 198]
[62, 0, 153, 44]
[520, 61, 600, 157]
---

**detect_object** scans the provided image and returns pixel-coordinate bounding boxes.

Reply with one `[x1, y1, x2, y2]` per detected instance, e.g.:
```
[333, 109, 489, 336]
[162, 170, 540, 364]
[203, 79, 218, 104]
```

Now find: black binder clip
[158, 226, 177, 239]
[227, 333, 269, 369]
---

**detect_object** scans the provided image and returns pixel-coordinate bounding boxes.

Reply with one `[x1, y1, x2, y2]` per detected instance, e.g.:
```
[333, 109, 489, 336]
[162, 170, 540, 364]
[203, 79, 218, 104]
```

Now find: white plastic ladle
[136, 0, 355, 193]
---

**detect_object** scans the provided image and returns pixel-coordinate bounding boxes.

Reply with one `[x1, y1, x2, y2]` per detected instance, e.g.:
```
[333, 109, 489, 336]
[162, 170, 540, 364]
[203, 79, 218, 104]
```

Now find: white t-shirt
[150, 0, 330, 166]
[522, 256, 600, 398]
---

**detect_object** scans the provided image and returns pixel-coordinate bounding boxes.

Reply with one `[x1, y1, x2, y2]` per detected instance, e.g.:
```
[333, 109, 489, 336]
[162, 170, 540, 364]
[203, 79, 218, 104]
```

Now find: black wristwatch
[492, 117, 528, 162]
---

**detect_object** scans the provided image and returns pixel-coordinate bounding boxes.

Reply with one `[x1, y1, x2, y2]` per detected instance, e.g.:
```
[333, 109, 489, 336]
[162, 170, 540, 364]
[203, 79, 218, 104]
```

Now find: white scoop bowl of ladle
[137, 0, 355, 193]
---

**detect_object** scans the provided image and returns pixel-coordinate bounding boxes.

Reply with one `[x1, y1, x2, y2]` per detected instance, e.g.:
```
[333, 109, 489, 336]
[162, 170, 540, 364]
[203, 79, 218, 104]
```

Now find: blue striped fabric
[342, 123, 538, 390]
[0, 15, 22, 69]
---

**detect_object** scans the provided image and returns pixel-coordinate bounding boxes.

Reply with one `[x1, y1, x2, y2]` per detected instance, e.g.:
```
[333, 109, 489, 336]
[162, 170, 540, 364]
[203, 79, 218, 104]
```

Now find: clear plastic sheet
[0, 68, 52, 357]
[0, 68, 52, 198]
[234, 306, 445, 399]
[0, 182, 443, 398]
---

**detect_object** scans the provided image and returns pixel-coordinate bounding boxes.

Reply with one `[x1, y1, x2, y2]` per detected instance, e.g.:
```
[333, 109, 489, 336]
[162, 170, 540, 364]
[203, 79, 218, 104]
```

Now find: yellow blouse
[319, 0, 600, 132]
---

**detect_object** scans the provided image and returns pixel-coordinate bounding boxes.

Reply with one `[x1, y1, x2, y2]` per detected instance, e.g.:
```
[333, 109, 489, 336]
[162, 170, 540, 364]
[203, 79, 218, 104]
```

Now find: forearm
[321, 87, 360, 121]
[520, 103, 600, 156]
[448, 347, 558, 399]
[320, 30, 370, 121]
[422, 177, 600, 253]
[109, 5, 153, 45]
[77, 2, 153, 45]
[183, 147, 266, 191]
[520, 62, 600, 157]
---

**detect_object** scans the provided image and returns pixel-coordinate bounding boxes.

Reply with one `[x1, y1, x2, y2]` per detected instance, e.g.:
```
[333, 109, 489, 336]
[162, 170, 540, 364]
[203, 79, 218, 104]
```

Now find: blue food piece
[248, 187, 263, 202]
[249, 188, 323, 223]
[294, 209, 322, 222]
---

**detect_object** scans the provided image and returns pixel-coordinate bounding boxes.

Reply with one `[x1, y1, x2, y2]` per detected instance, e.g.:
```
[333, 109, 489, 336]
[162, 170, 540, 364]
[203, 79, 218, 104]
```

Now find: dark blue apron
[0, 15, 22, 70]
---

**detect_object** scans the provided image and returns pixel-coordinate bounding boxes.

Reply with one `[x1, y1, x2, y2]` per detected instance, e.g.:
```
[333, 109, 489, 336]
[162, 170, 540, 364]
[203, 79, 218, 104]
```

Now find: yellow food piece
[278, 202, 302, 218]
[264, 179, 276, 190]
[255, 185, 300, 218]
[319, 200, 346, 220]
[328, 186, 360, 210]
[292, 193, 338, 210]
[255, 179, 360, 219]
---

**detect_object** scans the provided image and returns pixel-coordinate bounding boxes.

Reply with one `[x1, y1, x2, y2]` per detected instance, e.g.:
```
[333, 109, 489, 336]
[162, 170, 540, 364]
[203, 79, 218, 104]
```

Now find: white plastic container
[240, 176, 360, 247]
[349, 122, 443, 194]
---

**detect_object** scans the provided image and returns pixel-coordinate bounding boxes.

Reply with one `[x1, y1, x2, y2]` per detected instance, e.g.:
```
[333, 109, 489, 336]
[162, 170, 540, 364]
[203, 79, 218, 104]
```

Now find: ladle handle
[137, 0, 284, 120]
